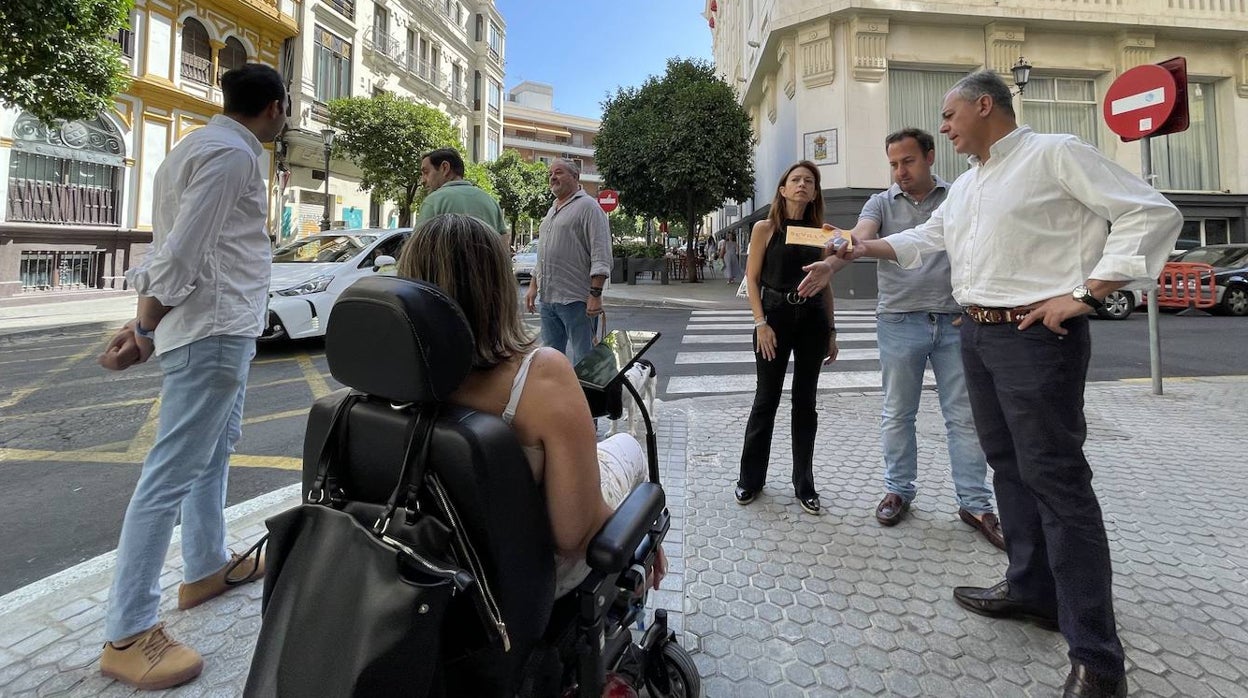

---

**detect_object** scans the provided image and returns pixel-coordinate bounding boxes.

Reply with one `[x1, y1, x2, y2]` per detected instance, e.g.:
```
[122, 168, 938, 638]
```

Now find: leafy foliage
[0, 0, 133, 124]
[464, 161, 496, 197]
[486, 149, 551, 238]
[608, 209, 644, 243]
[596, 57, 754, 279]
[329, 93, 458, 227]
[612, 241, 666, 258]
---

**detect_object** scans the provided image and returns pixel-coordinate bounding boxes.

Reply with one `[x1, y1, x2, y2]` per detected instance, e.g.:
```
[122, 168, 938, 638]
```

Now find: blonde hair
[396, 213, 535, 368]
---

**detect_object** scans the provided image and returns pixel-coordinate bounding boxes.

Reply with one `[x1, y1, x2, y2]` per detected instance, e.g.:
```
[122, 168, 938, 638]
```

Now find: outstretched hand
[797, 260, 832, 297]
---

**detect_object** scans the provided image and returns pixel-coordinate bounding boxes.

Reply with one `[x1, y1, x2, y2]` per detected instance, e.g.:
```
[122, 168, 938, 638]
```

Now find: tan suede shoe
[177, 551, 265, 610]
[100, 623, 203, 690]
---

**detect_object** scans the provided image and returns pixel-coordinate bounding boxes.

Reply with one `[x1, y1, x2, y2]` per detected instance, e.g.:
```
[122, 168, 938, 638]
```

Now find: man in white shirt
[837, 71, 1181, 698]
[94, 64, 287, 691]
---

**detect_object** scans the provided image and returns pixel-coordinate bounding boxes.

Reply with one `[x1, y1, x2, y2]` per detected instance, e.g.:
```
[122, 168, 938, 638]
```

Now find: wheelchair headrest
[325, 276, 474, 403]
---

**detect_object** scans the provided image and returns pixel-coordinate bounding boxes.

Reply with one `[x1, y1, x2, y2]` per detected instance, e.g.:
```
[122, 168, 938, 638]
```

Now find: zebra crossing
[665, 309, 936, 396]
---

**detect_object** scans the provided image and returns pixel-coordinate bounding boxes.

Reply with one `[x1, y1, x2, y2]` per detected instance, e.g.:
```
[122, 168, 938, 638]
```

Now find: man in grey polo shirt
[801, 128, 1001, 549]
[524, 158, 611, 364]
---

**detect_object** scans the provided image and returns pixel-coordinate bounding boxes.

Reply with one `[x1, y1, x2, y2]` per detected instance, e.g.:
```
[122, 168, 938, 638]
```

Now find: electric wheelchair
[281, 276, 699, 697]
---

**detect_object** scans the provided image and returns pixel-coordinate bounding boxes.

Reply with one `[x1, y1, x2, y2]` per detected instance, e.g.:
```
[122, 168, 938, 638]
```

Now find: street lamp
[320, 128, 336, 231]
[1011, 56, 1033, 95]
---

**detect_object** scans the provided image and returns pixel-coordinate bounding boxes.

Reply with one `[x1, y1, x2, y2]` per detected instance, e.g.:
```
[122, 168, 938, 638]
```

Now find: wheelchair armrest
[586, 482, 665, 573]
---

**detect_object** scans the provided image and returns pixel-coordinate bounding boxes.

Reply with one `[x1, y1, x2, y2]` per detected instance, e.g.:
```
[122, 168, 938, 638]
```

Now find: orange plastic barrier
[1156, 262, 1217, 309]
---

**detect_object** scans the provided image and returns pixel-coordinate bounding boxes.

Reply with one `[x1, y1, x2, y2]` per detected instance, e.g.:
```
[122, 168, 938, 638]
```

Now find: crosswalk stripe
[690, 309, 879, 316]
[667, 370, 933, 395]
[681, 332, 878, 344]
[686, 322, 877, 332]
[675, 348, 880, 363]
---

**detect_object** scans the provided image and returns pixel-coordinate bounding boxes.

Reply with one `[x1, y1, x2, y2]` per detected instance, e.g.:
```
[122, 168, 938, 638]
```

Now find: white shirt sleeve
[127, 149, 255, 306]
[1051, 138, 1183, 285]
[883, 201, 949, 271]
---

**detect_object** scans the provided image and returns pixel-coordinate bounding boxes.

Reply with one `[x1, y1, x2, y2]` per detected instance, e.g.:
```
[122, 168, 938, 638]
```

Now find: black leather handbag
[243, 396, 474, 698]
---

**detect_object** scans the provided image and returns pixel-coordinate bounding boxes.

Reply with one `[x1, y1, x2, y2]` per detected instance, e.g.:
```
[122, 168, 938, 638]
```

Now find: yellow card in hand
[784, 226, 832, 248]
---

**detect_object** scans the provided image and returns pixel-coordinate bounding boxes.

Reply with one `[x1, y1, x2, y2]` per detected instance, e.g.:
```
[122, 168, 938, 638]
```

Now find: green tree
[486, 149, 551, 239]
[0, 0, 133, 124]
[329, 93, 458, 227]
[608, 209, 643, 243]
[464, 160, 495, 197]
[596, 57, 754, 281]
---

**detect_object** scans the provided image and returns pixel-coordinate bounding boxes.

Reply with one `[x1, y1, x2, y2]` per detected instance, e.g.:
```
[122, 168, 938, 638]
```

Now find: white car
[262, 228, 412, 341]
[513, 240, 538, 282]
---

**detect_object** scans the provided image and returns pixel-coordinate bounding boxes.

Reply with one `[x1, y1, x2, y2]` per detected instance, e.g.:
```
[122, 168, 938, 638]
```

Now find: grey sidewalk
[2, 375, 1246, 696]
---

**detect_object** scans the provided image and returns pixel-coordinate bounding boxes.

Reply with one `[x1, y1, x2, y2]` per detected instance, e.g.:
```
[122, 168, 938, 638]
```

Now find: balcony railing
[404, 55, 438, 84]
[7, 178, 121, 227]
[180, 53, 212, 85]
[324, 0, 354, 19]
[19, 250, 107, 293]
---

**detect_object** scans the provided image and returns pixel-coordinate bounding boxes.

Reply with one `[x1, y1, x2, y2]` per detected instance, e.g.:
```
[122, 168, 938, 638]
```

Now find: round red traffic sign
[597, 189, 619, 213]
[1103, 65, 1177, 140]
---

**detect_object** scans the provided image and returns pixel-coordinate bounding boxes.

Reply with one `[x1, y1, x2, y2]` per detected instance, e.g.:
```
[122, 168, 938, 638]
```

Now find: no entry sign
[1103, 59, 1189, 142]
[597, 189, 619, 213]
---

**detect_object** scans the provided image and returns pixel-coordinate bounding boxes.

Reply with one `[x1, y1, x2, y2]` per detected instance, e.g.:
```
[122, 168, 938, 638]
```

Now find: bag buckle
[373, 514, 393, 535]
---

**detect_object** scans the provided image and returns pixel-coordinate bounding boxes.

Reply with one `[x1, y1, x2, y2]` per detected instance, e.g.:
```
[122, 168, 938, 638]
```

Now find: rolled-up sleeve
[588, 206, 612, 278]
[884, 203, 948, 271]
[126, 149, 253, 305]
[1055, 138, 1183, 285]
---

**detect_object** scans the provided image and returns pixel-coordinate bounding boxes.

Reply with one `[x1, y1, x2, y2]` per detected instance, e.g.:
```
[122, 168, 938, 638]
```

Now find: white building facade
[706, 0, 1248, 249]
[280, 0, 506, 237]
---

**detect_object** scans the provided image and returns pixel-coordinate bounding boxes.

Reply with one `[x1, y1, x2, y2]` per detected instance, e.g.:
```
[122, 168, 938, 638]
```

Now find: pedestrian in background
[736, 161, 838, 515]
[835, 70, 1181, 698]
[415, 147, 508, 242]
[721, 231, 741, 284]
[798, 128, 1002, 549]
[524, 158, 611, 366]
[94, 64, 287, 691]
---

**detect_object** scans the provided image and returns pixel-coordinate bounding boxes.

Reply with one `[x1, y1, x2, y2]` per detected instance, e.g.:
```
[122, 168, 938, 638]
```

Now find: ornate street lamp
[320, 128, 336, 231]
[1011, 56, 1033, 95]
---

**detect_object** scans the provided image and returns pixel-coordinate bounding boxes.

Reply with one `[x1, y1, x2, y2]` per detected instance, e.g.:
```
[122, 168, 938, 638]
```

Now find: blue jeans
[105, 335, 255, 642]
[539, 301, 594, 366]
[876, 312, 993, 514]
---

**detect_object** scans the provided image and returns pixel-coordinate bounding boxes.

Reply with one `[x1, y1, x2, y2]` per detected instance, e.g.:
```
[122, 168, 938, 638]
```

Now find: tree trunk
[685, 197, 700, 283]
[398, 188, 414, 228]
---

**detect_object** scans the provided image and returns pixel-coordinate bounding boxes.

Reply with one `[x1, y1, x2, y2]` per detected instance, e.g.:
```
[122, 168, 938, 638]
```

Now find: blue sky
[495, 1, 714, 120]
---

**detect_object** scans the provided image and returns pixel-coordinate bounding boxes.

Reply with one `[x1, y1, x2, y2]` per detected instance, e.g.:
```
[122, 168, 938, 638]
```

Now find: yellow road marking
[0, 336, 106, 409]
[0, 447, 300, 470]
[0, 397, 156, 423]
[126, 398, 163, 457]
[252, 353, 323, 366]
[296, 354, 332, 399]
[241, 408, 307, 426]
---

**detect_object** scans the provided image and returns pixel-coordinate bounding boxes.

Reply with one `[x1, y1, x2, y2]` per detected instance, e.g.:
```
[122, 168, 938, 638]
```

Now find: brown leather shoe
[100, 623, 203, 690]
[875, 493, 910, 526]
[177, 551, 265, 610]
[959, 509, 1006, 551]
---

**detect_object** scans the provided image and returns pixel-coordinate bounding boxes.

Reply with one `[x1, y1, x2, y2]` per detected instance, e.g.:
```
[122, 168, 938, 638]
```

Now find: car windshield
[272, 235, 378, 264]
[517, 241, 538, 255]
[1174, 246, 1248, 268]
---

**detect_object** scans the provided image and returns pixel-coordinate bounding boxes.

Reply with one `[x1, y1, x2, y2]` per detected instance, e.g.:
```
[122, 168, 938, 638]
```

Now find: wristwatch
[1072, 285, 1103, 310]
[134, 320, 156, 339]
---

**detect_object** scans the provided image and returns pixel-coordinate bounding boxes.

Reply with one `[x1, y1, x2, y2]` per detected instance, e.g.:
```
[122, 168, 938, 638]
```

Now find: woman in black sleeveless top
[735, 161, 839, 515]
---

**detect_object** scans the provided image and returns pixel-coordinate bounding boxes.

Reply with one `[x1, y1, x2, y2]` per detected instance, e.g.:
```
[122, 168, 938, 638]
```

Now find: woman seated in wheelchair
[396, 213, 665, 597]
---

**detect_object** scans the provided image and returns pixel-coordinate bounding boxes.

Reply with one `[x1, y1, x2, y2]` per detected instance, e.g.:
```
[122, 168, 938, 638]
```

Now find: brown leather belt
[964, 305, 1032, 324]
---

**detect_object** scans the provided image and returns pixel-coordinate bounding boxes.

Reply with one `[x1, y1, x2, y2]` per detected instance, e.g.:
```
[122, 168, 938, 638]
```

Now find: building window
[488, 80, 501, 114]
[108, 26, 135, 58]
[888, 68, 968, 182]
[314, 26, 352, 106]
[452, 63, 464, 104]
[487, 21, 502, 62]
[487, 133, 500, 160]
[217, 37, 247, 82]
[6, 112, 125, 227]
[180, 18, 212, 85]
[1021, 77, 1098, 147]
[1151, 82, 1219, 191]
[324, 0, 355, 20]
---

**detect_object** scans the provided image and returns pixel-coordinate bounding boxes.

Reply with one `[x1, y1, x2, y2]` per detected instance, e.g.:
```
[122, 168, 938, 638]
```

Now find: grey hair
[950, 70, 1016, 118]
[551, 158, 581, 179]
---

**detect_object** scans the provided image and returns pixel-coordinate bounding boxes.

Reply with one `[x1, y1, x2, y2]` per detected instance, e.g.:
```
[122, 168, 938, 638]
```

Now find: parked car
[1165, 243, 1248, 316]
[513, 240, 538, 282]
[1094, 288, 1142, 320]
[262, 228, 412, 341]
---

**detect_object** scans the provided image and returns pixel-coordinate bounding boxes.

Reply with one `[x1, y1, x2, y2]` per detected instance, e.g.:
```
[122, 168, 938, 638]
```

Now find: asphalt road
[0, 303, 1242, 596]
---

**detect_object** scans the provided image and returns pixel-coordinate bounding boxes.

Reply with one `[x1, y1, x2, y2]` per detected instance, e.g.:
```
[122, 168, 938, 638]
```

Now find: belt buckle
[785, 291, 806, 305]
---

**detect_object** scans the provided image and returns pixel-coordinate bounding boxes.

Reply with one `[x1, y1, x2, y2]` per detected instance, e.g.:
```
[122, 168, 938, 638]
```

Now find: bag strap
[307, 392, 360, 503]
[373, 403, 439, 535]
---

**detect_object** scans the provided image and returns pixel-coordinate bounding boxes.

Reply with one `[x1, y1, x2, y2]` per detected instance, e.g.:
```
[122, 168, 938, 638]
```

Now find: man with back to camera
[834, 70, 1181, 697]
[416, 147, 508, 241]
[524, 158, 611, 365]
[798, 128, 1003, 549]
[93, 63, 288, 690]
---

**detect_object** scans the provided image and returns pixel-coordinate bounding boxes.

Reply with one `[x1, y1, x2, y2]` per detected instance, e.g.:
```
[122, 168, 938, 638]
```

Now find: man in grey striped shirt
[524, 159, 611, 365]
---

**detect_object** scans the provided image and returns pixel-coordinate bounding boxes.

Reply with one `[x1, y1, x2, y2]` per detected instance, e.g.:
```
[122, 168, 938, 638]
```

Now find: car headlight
[277, 275, 334, 296]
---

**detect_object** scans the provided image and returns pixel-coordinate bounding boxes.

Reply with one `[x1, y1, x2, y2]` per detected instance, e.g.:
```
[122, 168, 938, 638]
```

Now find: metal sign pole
[1141, 136, 1163, 396]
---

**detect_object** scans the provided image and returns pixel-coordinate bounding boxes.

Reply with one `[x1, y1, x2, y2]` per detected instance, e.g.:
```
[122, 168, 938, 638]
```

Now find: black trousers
[738, 300, 830, 499]
[960, 317, 1124, 679]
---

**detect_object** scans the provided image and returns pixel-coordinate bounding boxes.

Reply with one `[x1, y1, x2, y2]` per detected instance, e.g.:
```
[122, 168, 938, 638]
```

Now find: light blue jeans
[540, 301, 594, 366]
[876, 312, 993, 514]
[104, 335, 255, 642]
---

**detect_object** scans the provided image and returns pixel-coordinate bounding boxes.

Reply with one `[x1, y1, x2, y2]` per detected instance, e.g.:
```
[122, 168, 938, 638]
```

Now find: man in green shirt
[415, 148, 508, 242]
